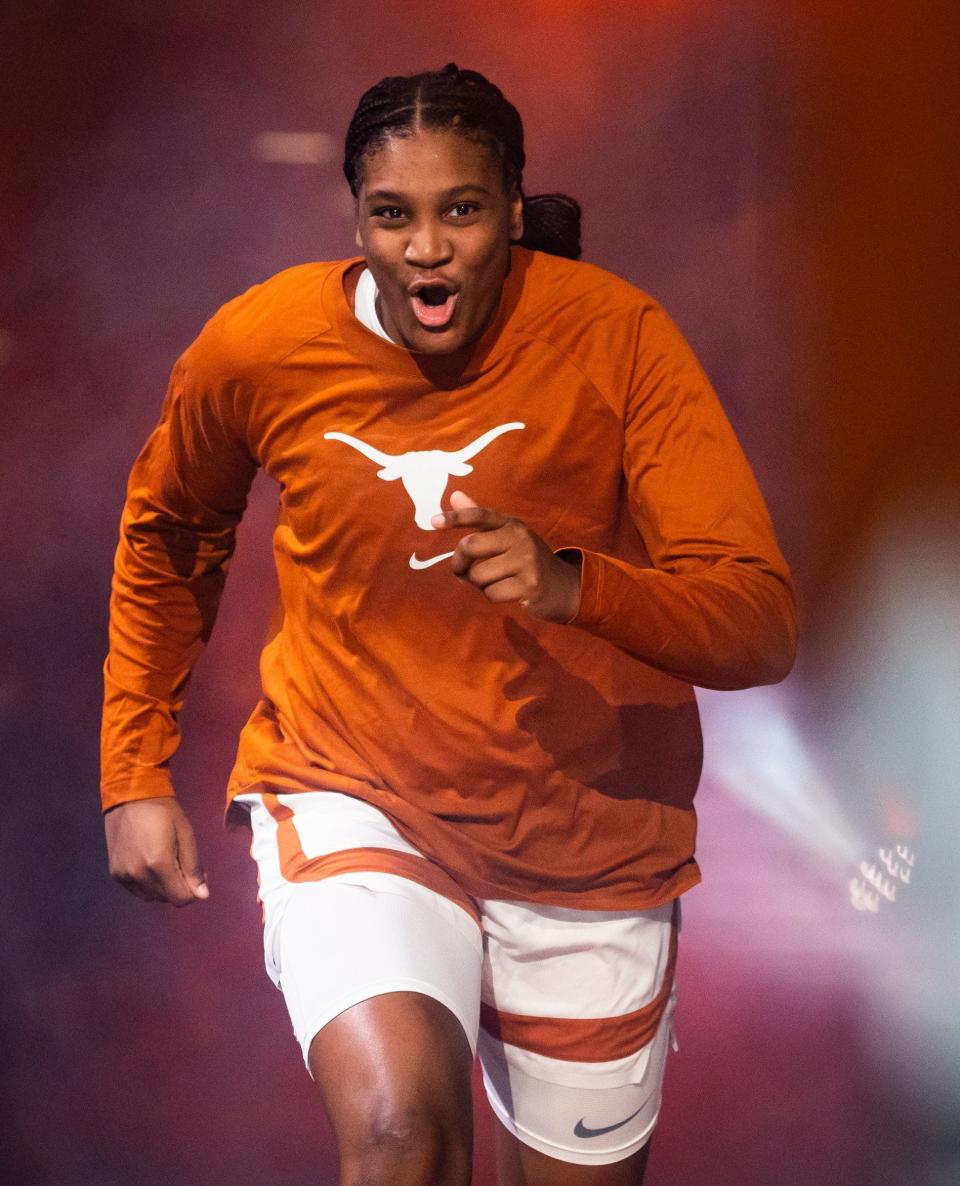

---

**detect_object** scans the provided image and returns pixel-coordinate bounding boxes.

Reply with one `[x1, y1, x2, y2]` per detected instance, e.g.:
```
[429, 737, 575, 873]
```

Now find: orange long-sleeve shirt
[101, 248, 797, 909]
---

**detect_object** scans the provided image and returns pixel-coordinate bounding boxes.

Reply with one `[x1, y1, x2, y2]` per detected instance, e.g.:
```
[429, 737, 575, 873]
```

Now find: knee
[340, 1096, 471, 1186]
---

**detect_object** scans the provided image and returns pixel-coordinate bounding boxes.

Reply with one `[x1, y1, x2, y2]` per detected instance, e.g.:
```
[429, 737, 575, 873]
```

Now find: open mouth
[410, 284, 459, 329]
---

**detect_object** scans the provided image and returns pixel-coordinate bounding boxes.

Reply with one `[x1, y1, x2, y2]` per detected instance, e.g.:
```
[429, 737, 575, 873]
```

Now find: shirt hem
[223, 778, 701, 911]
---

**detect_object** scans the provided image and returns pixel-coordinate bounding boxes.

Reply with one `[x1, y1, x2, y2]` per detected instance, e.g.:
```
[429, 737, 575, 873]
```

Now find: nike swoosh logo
[574, 1104, 644, 1139]
[409, 550, 455, 570]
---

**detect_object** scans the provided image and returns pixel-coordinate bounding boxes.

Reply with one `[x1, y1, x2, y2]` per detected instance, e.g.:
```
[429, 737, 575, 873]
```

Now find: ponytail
[519, 193, 582, 261]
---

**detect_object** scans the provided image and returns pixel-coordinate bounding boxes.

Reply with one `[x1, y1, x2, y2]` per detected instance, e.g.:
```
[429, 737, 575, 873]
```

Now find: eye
[448, 202, 480, 219]
[372, 206, 406, 221]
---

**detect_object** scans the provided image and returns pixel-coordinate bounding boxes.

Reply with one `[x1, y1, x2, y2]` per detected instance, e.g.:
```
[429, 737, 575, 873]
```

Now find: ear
[508, 186, 524, 243]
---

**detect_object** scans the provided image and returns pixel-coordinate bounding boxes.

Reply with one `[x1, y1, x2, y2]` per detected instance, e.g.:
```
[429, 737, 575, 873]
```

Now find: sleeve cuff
[100, 769, 176, 813]
[554, 546, 608, 628]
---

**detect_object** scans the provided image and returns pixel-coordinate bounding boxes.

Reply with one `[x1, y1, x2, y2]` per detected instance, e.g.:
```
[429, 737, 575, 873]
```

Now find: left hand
[431, 491, 581, 623]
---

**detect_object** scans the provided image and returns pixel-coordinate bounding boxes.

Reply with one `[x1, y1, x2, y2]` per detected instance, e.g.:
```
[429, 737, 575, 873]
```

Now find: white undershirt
[354, 267, 394, 342]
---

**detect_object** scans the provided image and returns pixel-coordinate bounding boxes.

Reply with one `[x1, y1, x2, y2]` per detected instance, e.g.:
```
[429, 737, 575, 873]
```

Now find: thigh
[274, 875, 483, 1068]
[239, 790, 484, 1068]
[478, 898, 680, 1179]
[240, 789, 486, 1185]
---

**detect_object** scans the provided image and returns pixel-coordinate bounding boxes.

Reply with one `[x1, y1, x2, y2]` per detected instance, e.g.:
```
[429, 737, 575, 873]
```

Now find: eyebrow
[363, 184, 494, 204]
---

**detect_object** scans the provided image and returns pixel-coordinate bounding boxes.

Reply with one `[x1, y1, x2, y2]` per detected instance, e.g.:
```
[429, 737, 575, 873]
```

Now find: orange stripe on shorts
[479, 907, 678, 1063]
[262, 792, 481, 928]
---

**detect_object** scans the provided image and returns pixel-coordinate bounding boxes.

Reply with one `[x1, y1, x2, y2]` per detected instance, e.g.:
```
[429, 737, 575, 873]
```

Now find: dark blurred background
[2, 2, 957, 1183]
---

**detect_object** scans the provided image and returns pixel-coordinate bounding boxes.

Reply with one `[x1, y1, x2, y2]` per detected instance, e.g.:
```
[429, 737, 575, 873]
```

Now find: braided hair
[343, 63, 581, 261]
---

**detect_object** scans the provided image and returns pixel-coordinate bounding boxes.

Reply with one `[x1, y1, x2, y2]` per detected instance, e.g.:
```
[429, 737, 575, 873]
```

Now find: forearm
[588, 302, 798, 689]
[565, 547, 797, 690]
[100, 507, 239, 809]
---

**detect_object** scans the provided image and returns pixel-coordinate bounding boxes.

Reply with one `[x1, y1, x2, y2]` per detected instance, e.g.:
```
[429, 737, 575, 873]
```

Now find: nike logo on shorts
[574, 1104, 644, 1139]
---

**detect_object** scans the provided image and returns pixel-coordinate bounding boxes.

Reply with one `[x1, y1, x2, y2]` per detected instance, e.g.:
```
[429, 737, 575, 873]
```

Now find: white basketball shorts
[235, 789, 681, 1167]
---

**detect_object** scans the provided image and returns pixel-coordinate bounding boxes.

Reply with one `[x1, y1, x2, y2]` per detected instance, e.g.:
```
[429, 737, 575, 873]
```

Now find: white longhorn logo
[324, 422, 525, 530]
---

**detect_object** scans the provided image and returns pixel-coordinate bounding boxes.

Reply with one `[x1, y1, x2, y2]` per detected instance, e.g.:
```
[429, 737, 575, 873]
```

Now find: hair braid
[343, 63, 582, 260]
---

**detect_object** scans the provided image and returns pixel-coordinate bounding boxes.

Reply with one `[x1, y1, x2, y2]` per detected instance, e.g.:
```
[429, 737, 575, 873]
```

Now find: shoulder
[512, 248, 657, 330]
[179, 260, 348, 384]
[507, 251, 675, 398]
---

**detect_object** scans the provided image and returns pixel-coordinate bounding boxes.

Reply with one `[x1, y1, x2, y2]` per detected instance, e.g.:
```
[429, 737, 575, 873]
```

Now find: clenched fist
[105, 797, 209, 907]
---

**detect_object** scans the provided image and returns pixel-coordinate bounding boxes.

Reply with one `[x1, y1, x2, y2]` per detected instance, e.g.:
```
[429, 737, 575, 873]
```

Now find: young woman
[102, 65, 797, 1186]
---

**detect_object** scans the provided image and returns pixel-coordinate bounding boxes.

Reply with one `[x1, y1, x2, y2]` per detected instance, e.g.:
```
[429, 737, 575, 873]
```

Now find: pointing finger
[449, 490, 478, 511]
[431, 505, 508, 530]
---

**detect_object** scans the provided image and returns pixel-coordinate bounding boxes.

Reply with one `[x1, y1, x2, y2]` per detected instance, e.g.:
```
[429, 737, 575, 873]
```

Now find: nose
[404, 218, 452, 269]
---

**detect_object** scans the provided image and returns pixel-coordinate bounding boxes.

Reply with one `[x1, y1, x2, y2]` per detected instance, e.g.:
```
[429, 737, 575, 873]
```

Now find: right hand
[104, 797, 209, 907]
